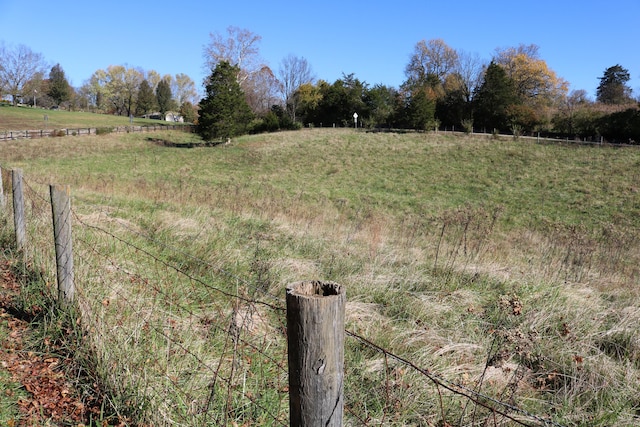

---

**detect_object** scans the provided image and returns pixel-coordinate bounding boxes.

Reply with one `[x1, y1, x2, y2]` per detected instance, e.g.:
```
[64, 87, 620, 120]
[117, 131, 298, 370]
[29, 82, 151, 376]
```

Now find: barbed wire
[74, 213, 285, 313]
[71, 212, 289, 424]
[345, 329, 565, 427]
[74, 197, 287, 307]
[0, 165, 570, 426]
[72, 227, 289, 376]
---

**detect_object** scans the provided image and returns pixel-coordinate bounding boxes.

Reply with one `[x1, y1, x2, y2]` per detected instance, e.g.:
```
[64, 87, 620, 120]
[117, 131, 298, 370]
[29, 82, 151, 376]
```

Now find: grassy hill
[0, 104, 188, 131]
[1, 123, 639, 425]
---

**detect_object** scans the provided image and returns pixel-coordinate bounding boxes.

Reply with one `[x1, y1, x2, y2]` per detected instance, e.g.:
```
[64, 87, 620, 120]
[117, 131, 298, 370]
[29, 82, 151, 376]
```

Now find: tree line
[0, 42, 199, 122]
[1, 32, 638, 143]
[196, 31, 638, 142]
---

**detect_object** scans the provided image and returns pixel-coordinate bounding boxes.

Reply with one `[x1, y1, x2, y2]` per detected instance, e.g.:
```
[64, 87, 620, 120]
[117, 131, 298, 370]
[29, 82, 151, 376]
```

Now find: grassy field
[1, 118, 640, 425]
[0, 104, 189, 131]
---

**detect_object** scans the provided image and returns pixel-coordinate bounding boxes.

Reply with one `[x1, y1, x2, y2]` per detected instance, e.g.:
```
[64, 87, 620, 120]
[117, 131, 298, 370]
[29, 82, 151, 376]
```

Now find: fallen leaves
[0, 260, 103, 425]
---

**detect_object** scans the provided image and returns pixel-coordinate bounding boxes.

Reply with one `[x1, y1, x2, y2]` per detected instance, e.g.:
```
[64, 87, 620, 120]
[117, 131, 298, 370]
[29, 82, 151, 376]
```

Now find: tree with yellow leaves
[493, 44, 568, 131]
[494, 44, 568, 106]
[405, 38, 459, 86]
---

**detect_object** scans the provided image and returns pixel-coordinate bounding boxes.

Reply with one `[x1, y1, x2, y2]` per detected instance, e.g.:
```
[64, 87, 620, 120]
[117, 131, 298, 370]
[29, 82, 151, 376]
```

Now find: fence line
[0, 166, 565, 426]
[0, 124, 195, 141]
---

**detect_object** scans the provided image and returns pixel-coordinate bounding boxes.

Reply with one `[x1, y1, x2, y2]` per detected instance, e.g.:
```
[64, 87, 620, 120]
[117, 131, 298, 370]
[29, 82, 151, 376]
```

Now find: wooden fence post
[0, 166, 5, 209]
[50, 185, 75, 305]
[286, 281, 345, 427]
[12, 169, 25, 251]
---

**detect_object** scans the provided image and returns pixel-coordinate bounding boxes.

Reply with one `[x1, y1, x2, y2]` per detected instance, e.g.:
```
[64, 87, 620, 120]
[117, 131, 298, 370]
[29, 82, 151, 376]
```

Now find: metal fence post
[12, 169, 25, 251]
[286, 281, 345, 427]
[50, 185, 75, 305]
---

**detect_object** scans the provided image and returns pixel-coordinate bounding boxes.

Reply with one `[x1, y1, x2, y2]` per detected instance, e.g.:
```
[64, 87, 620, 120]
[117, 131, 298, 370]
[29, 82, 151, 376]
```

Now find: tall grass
[2, 128, 640, 425]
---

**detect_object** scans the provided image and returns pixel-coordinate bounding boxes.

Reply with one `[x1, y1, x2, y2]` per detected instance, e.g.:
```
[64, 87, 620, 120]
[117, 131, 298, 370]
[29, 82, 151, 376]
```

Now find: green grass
[0, 104, 190, 131]
[2, 127, 640, 425]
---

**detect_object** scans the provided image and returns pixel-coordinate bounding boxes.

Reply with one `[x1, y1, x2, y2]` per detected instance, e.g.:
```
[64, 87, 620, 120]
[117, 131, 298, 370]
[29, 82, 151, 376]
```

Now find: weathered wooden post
[0, 166, 6, 209]
[286, 281, 345, 427]
[12, 169, 25, 251]
[50, 185, 75, 305]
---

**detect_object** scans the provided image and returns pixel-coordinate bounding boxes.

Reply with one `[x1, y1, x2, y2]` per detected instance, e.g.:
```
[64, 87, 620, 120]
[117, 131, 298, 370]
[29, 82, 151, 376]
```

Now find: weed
[1, 128, 640, 424]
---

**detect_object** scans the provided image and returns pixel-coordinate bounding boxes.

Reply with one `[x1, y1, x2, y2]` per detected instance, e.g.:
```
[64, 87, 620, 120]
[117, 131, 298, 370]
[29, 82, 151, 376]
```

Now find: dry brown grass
[2, 129, 640, 425]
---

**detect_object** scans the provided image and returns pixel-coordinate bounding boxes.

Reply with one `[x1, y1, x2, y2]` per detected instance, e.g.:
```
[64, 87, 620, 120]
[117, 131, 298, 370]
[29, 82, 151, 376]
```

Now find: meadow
[0, 104, 181, 131]
[1, 107, 640, 425]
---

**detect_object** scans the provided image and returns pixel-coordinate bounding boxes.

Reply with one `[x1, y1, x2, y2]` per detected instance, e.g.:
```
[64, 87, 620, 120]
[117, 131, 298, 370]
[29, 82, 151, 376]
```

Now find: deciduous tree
[243, 65, 280, 115]
[430, 49, 484, 129]
[85, 65, 144, 115]
[146, 70, 162, 92]
[293, 82, 322, 124]
[171, 73, 199, 107]
[203, 26, 264, 86]
[21, 72, 47, 107]
[82, 69, 108, 111]
[554, 89, 589, 135]
[0, 43, 48, 105]
[278, 54, 315, 121]
[494, 44, 568, 107]
[405, 39, 458, 87]
[179, 101, 197, 124]
[455, 51, 485, 101]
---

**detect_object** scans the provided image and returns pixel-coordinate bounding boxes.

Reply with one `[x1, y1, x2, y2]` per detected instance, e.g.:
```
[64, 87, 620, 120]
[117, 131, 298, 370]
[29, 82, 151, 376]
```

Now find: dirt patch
[0, 260, 113, 425]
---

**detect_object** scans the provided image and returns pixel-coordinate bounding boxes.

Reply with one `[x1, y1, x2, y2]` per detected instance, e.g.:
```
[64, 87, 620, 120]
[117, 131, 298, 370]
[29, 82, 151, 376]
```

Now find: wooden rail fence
[0, 124, 195, 141]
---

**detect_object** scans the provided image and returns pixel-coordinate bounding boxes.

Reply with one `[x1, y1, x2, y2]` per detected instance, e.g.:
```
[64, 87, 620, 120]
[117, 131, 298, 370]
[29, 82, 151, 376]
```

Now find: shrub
[511, 123, 523, 140]
[598, 107, 640, 143]
[461, 119, 474, 134]
[96, 127, 113, 135]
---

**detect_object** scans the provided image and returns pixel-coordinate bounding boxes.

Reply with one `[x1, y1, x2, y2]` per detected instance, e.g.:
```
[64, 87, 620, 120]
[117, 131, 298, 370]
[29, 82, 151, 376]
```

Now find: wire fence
[0, 166, 564, 426]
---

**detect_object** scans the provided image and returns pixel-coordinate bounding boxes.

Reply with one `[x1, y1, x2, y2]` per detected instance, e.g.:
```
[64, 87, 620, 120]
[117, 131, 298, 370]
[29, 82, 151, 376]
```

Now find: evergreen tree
[311, 74, 369, 127]
[47, 63, 72, 106]
[365, 84, 397, 128]
[436, 76, 468, 129]
[156, 79, 174, 115]
[136, 79, 155, 116]
[473, 61, 518, 132]
[596, 64, 633, 105]
[405, 86, 436, 130]
[398, 73, 438, 131]
[198, 61, 253, 140]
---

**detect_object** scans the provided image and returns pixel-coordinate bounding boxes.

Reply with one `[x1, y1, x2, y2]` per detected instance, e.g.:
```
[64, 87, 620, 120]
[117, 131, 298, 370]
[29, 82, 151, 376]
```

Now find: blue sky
[1, 0, 639, 100]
